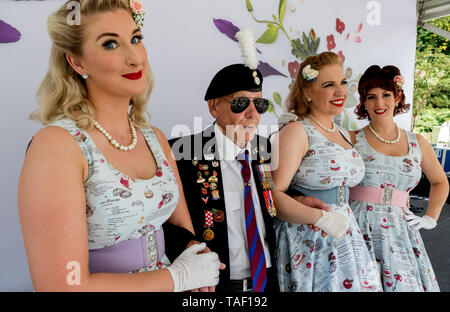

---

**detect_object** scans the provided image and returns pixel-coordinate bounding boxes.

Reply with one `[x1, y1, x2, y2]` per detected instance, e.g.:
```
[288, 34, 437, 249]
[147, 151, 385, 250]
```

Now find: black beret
[204, 64, 263, 101]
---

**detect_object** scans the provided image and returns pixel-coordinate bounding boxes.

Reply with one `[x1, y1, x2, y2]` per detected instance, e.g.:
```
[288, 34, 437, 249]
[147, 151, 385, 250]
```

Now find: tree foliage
[416, 16, 449, 55]
[413, 107, 450, 133]
[412, 16, 450, 133]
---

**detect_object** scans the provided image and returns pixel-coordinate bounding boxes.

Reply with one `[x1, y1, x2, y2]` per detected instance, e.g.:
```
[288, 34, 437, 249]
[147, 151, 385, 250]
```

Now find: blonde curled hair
[286, 52, 342, 118]
[31, 0, 153, 130]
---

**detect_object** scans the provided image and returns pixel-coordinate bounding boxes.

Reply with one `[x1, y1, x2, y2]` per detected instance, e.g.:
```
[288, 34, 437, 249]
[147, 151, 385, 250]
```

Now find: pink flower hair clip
[393, 75, 404, 90]
[129, 0, 145, 30]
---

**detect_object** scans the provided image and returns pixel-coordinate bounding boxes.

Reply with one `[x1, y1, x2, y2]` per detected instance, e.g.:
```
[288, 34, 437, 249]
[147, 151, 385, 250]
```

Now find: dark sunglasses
[222, 97, 270, 114]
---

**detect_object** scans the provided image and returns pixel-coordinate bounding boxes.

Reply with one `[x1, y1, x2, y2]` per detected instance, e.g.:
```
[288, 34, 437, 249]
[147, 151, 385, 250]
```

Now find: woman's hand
[405, 210, 437, 230]
[167, 243, 226, 292]
[184, 240, 226, 292]
[293, 195, 331, 236]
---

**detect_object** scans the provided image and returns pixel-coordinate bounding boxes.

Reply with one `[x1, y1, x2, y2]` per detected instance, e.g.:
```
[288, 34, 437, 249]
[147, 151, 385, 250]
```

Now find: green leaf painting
[256, 24, 280, 44]
[245, 0, 253, 12]
[278, 0, 286, 23]
[212, 1, 366, 129]
[290, 31, 321, 60]
[273, 91, 282, 107]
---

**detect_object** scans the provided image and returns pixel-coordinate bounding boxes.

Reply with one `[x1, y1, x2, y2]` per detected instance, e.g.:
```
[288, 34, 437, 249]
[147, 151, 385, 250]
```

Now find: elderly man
[166, 63, 327, 292]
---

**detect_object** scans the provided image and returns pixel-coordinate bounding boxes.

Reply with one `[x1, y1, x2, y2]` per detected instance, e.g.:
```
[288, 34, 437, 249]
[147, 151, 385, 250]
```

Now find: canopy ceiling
[417, 0, 450, 39]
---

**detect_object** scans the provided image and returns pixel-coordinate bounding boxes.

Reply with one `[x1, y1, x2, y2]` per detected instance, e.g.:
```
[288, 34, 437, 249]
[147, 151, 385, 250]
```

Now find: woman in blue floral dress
[348, 65, 448, 291]
[271, 52, 382, 291]
[17, 0, 222, 292]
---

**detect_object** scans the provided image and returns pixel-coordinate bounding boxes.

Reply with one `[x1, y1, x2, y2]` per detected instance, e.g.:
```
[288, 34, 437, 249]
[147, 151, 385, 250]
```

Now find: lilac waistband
[89, 228, 165, 273]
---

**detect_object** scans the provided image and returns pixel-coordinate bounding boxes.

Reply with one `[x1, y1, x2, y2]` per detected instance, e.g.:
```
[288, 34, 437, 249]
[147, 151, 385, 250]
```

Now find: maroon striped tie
[237, 151, 267, 292]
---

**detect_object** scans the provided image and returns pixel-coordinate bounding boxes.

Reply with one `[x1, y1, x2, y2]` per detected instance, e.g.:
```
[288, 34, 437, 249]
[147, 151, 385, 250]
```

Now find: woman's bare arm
[18, 127, 174, 291]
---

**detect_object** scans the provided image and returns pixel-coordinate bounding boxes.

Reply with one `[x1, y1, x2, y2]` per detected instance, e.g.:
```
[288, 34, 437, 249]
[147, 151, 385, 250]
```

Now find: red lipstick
[122, 70, 142, 80]
[374, 109, 387, 115]
[330, 98, 345, 107]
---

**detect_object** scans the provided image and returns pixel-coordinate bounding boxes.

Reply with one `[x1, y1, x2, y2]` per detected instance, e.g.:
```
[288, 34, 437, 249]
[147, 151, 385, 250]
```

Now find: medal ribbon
[257, 164, 276, 216]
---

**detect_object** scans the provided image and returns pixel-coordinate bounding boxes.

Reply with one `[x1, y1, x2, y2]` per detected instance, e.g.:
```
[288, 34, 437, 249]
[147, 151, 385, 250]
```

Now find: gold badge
[203, 228, 214, 241]
[197, 172, 205, 183]
[208, 175, 218, 183]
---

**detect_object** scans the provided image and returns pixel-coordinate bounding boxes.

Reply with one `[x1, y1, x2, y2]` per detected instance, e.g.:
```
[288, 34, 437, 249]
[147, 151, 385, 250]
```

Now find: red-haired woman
[349, 65, 448, 291]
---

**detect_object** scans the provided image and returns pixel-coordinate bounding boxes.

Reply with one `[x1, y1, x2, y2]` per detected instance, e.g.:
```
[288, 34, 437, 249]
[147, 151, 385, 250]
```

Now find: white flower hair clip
[302, 64, 319, 81]
[129, 0, 145, 30]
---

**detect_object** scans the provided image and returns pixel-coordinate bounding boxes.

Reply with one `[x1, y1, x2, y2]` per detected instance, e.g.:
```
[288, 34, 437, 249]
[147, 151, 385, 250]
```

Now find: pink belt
[349, 185, 409, 208]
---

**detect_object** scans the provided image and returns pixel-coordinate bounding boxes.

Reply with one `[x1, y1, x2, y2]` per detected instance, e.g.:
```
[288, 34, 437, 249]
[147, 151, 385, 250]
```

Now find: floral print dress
[350, 128, 440, 291]
[274, 117, 382, 292]
[52, 118, 180, 273]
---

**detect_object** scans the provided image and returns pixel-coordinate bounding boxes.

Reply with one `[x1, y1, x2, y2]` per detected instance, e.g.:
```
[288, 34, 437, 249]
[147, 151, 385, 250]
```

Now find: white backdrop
[0, 0, 417, 291]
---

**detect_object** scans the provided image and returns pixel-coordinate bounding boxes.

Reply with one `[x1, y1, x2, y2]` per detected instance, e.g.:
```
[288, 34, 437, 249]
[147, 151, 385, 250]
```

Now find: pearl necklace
[309, 114, 336, 132]
[93, 117, 137, 151]
[368, 123, 401, 144]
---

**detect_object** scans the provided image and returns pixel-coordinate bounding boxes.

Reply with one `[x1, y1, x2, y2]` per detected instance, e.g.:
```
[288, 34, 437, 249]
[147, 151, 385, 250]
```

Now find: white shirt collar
[214, 124, 251, 161]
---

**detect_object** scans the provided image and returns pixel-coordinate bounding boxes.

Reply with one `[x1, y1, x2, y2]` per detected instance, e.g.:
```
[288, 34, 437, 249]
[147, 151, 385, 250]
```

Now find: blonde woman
[18, 0, 223, 292]
[271, 52, 382, 291]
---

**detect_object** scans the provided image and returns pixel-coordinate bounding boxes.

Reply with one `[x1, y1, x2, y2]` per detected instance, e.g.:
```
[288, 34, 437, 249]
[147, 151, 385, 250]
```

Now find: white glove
[278, 111, 299, 127]
[405, 211, 437, 230]
[167, 242, 220, 292]
[313, 210, 349, 240]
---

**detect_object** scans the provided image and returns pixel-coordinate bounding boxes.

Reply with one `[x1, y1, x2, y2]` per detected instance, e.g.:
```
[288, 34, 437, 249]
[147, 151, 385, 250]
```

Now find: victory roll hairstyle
[354, 65, 410, 120]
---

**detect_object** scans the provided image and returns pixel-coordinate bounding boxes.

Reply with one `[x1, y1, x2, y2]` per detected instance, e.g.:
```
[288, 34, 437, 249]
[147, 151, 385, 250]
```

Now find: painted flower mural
[288, 61, 300, 79]
[0, 20, 21, 43]
[336, 18, 345, 34]
[213, 0, 366, 130]
[326, 34, 336, 51]
[2, 0, 52, 43]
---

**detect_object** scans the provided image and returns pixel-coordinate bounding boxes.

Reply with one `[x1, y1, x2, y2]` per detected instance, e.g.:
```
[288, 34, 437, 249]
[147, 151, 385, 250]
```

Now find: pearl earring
[308, 98, 312, 102]
[82, 73, 89, 80]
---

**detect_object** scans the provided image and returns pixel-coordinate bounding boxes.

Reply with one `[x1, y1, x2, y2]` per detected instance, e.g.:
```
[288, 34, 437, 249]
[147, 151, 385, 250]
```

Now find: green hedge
[414, 107, 450, 133]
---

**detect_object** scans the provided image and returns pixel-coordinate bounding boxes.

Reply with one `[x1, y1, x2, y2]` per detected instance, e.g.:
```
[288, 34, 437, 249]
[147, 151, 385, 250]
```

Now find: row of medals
[193, 156, 223, 242]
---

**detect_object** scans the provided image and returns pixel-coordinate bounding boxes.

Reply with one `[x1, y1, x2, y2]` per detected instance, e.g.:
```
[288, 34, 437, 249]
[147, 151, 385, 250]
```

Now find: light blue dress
[274, 117, 383, 292]
[350, 128, 440, 291]
[51, 118, 180, 272]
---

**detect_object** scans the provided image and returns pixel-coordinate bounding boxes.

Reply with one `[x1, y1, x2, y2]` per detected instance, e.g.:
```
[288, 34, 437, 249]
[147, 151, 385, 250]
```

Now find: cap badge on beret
[203, 28, 263, 101]
[253, 71, 261, 85]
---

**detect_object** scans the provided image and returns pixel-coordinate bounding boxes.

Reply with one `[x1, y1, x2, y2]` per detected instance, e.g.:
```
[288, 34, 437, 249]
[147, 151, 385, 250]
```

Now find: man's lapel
[191, 128, 229, 246]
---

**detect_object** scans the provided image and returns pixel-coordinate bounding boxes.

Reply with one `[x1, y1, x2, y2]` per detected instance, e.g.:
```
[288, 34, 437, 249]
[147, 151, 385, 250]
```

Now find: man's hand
[294, 195, 331, 237]
[184, 240, 226, 292]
